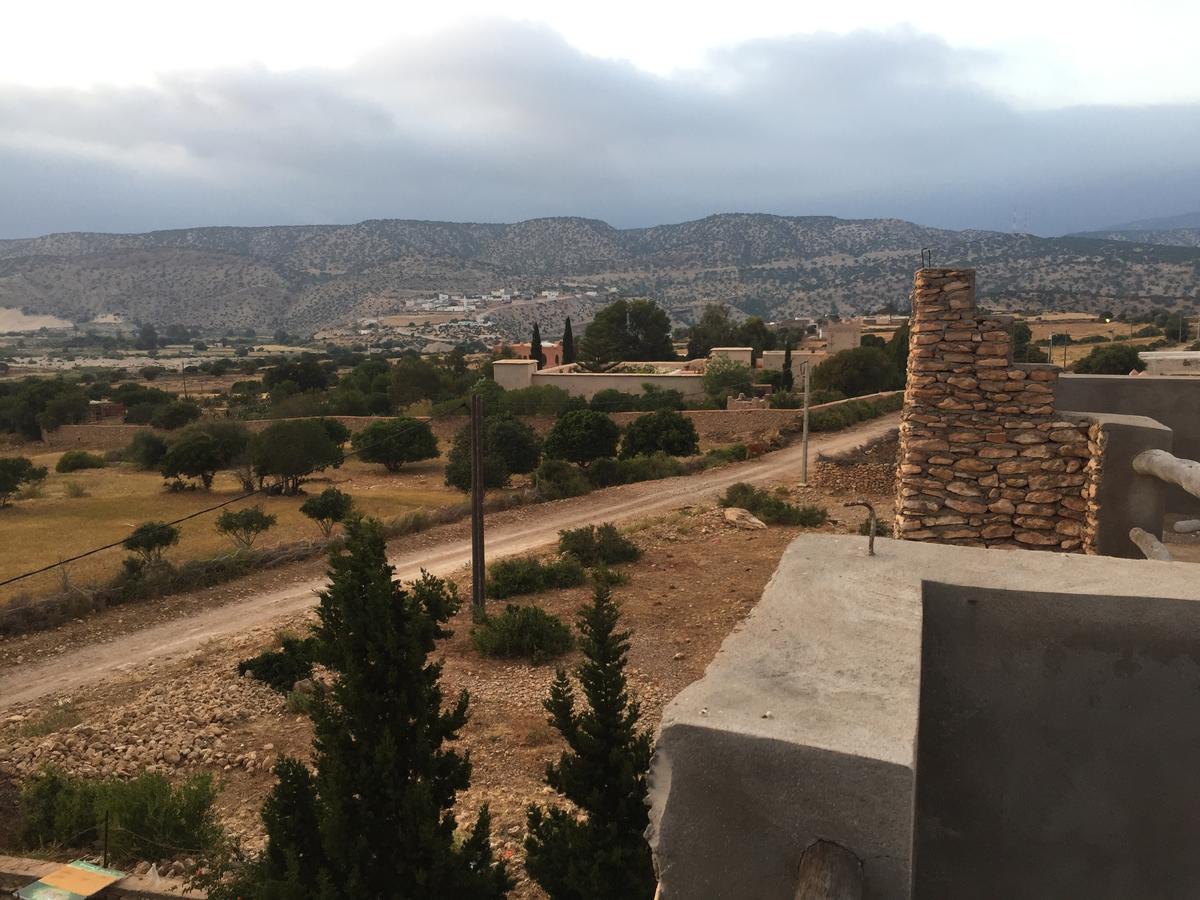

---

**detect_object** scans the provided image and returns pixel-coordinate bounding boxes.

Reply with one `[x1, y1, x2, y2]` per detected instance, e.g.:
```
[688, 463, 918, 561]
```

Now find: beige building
[1139, 351, 1200, 376]
[824, 321, 862, 354]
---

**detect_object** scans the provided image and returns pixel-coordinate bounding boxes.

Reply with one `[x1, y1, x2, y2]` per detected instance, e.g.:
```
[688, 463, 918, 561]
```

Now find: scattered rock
[723, 508, 767, 530]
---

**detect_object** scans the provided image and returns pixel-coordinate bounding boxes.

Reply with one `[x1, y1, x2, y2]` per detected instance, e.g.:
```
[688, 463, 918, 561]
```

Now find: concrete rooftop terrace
[648, 534, 1200, 899]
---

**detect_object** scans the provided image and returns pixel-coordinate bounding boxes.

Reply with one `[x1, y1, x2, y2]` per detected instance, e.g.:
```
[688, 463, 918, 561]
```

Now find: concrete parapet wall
[1057, 374, 1200, 514]
[648, 535, 1200, 899]
[1075, 413, 1172, 557]
[895, 269, 1096, 552]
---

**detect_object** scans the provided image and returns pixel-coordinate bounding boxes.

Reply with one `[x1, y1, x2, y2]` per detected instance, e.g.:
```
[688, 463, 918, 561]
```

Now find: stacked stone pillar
[894, 268, 1094, 551]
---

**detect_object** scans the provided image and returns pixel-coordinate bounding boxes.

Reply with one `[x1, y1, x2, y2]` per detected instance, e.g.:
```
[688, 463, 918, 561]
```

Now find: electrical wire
[0, 400, 470, 590]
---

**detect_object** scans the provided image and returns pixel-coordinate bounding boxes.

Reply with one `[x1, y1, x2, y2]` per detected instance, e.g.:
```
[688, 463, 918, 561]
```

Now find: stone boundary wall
[37, 393, 903, 454]
[895, 269, 1097, 551]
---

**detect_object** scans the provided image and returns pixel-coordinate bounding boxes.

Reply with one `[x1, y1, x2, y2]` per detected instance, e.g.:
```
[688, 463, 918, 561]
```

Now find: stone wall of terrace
[895, 268, 1097, 551]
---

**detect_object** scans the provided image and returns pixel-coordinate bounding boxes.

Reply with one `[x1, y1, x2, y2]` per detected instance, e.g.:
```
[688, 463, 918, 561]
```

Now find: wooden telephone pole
[470, 393, 486, 620]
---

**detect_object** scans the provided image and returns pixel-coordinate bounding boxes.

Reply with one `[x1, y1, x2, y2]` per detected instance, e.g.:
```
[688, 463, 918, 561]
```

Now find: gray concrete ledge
[648, 534, 1200, 899]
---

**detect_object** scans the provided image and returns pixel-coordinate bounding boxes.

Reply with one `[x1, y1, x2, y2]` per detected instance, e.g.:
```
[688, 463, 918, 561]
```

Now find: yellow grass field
[0, 451, 461, 603]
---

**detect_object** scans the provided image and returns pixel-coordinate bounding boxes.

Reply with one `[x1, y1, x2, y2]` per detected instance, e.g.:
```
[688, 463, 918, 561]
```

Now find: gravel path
[0, 415, 898, 709]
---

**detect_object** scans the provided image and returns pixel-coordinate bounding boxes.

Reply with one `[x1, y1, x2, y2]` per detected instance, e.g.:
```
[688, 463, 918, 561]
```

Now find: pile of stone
[894, 269, 1096, 551]
[0, 663, 285, 780]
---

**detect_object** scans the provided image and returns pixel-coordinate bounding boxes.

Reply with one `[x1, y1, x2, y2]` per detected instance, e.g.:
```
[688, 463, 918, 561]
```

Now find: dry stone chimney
[894, 268, 1097, 551]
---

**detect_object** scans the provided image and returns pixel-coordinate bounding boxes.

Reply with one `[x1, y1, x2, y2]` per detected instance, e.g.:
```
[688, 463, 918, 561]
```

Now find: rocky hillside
[1072, 211, 1200, 249]
[2, 214, 1199, 333]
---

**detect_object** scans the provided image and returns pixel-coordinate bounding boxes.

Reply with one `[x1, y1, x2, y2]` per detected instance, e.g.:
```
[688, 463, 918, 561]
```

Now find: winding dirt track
[0, 416, 897, 709]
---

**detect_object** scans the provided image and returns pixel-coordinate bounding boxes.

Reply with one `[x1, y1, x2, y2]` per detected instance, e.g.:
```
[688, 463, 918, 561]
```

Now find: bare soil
[0, 461, 896, 898]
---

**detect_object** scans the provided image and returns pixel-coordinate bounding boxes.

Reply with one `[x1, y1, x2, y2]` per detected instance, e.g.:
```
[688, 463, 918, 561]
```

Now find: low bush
[589, 563, 629, 588]
[17, 702, 80, 738]
[859, 518, 890, 536]
[127, 430, 168, 470]
[55, 450, 106, 473]
[608, 452, 686, 484]
[719, 482, 828, 526]
[619, 409, 699, 459]
[558, 523, 641, 566]
[768, 388, 844, 409]
[18, 769, 222, 865]
[697, 443, 749, 469]
[471, 604, 573, 663]
[533, 458, 593, 500]
[285, 690, 316, 716]
[807, 394, 902, 432]
[488, 555, 586, 599]
[64, 481, 89, 498]
[237, 635, 321, 692]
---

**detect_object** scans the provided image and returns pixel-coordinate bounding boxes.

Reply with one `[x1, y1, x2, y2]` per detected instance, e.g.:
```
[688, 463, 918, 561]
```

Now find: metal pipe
[843, 501, 877, 556]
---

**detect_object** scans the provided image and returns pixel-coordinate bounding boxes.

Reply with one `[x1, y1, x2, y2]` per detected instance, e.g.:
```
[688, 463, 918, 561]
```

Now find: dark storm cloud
[1, 20, 1197, 238]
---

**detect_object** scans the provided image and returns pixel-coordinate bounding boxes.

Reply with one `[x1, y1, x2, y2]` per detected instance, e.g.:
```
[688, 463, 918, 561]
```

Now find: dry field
[0, 451, 462, 603]
[0, 454, 896, 897]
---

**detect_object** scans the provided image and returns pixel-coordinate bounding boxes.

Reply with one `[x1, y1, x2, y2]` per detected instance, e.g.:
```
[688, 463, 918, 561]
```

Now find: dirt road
[0, 415, 897, 709]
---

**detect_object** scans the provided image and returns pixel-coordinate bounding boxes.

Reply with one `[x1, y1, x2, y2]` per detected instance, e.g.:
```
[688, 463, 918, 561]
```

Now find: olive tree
[0, 456, 47, 508]
[250, 419, 344, 495]
[543, 410, 620, 467]
[300, 487, 355, 539]
[215, 506, 277, 549]
[351, 418, 438, 472]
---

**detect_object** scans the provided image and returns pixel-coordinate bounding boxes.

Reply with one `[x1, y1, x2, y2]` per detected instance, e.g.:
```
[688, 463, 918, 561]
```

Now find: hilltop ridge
[2, 213, 1198, 332]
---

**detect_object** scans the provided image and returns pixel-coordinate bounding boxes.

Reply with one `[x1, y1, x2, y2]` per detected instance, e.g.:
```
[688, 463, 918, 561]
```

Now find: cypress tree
[561, 317, 575, 365]
[781, 336, 794, 392]
[235, 519, 511, 900]
[524, 584, 655, 900]
[531, 322, 546, 370]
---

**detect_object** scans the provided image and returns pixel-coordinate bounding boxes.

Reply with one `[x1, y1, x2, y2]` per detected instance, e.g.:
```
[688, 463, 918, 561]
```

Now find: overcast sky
[2, 2, 1198, 239]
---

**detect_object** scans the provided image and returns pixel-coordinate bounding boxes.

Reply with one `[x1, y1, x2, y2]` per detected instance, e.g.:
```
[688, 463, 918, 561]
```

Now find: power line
[0, 402, 469, 591]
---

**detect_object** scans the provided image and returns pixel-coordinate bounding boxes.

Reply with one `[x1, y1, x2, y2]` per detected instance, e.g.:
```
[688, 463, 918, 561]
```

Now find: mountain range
[1071, 210, 1200, 250]
[1, 213, 1198, 335]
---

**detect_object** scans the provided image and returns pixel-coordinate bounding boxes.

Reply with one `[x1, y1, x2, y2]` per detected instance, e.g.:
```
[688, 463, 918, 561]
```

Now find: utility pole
[469, 392, 486, 621]
[800, 361, 811, 487]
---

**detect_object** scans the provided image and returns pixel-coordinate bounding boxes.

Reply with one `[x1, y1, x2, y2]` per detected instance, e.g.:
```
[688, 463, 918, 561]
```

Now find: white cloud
[0, 21, 1196, 239]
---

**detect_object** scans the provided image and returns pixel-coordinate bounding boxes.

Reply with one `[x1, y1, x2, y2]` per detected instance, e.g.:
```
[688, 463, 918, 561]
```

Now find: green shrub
[807, 394, 902, 432]
[127, 430, 168, 469]
[237, 635, 321, 692]
[1072, 343, 1147, 374]
[698, 443, 749, 468]
[543, 410, 620, 465]
[859, 518, 889, 536]
[488, 555, 586, 599]
[285, 690, 316, 716]
[610, 452, 686, 484]
[55, 450, 106, 473]
[215, 506, 277, 549]
[471, 604, 573, 662]
[150, 399, 203, 430]
[64, 481, 89, 499]
[589, 389, 638, 413]
[17, 702, 81, 738]
[18, 769, 222, 865]
[589, 563, 629, 588]
[558, 523, 641, 566]
[768, 388, 844, 409]
[719, 482, 828, 526]
[619, 409, 699, 458]
[501, 385, 584, 417]
[533, 459, 592, 500]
